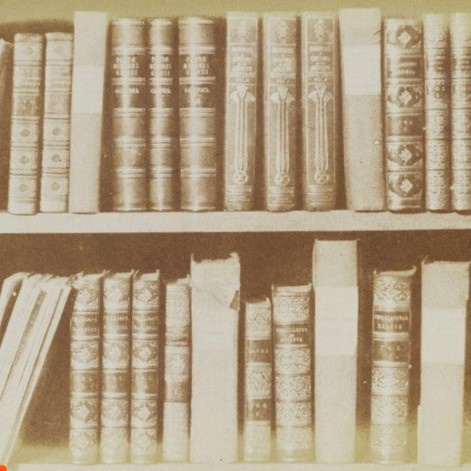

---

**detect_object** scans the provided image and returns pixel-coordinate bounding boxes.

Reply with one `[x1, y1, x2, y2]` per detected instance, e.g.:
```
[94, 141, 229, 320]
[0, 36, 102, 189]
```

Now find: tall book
[179, 17, 218, 211]
[69, 12, 109, 213]
[383, 19, 424, 211]
[0, 272, 25, 346]
[370, 268, 416, 463]
[272, 284, 313, 461]
[418, 261, 469, 466]
[101, 272, 132, 463]
[39, 32, 73, 213]
[111, 19, 147, 212]
[301, 12, 339, 211]
[131, 271, 160, 464]
[423, 14, 451, 211]
[190, 253, 240, 463]
[450, 13, 471, 211]
[312, 240, 358, 463]
[339, 8, 385, 211]
[224, 12, 259, 211]
[263, 13, 298, 212]
[69, 274, 102, 464]
[8, 33, 44, 215]
[163, 278, 191, 462]
[148, 18, 178, 211]
[244, 297, 272, 462]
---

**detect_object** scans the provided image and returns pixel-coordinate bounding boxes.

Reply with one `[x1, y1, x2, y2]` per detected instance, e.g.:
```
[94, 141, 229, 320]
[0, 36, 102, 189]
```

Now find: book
[423, 14, 451, 211]
[272, 284, 313, 461]
[224, 12, 259, 211]
[179, 17, 218, 211]
[301, 12, 339, 211]
[190, 253, 240, 463]
[418, 261, 469, 465]
[339, 8, 385, 211]
[110, 18, 148, 212]
[39, 32, 73, 213]
[312, 240, 358, 463]
[383, 19, 424, 211]
[131, 271, 160, 464]
[69, 11, 109, 213]
[0, 272, 25, 346]
[8, 33, 44, 215]
[370, 268, 416, 463]
[263, 13, 298, 212]
[244, 297, 272, 462]
[163, 278, 191, 462]
[69, 274, 103, 464]
[148, 18, 178, 211]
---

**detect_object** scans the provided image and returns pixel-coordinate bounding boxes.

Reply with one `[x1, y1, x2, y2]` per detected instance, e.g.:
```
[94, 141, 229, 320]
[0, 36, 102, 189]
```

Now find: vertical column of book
[131, 272, 160, 463]
[179, 17, 218, 211]
[370, 268, 415, 463]
[272, 285, 313, 461]
[8, 33, 44, 215]
[148, 19, 178, 211]
[0, 40, 12, 210]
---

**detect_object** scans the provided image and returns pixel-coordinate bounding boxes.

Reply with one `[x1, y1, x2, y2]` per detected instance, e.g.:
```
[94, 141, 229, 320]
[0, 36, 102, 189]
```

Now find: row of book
[1, 244, 470, 466]
[3, 9, 471, 214]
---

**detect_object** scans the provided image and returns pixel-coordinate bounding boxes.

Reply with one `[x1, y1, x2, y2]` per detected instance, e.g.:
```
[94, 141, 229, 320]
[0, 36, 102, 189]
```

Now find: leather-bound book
[339, 8, 385, 211]
[224, 12, 259, 211]
[148, 18, 178, 211]
[384, 19, 424, 211]
[0, 40, 12, 210]
[179, 17, 218, 211]
[8, 33, 44, 215]
[263, 13, 298, 212]
[423, 15, 451, 211]
[40, 32, 73, 213]
[301, 12, 339, 211]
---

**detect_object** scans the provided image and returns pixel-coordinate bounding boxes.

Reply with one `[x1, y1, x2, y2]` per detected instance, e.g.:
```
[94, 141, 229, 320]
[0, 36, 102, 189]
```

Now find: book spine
[8, 33, 44, 215]
[148, 19, 178, 211]
[272, 285, 313, 461]
[111, 19, 148, 212]
[423, 14, 451, 211]
[39, 33, 73, 213]
[339, 8, 385, 211]
[384, 19, 424, 211]
[301, 12, 339, 211]
[69, 12, 109, 213]
[69, 275, 102, 464]
[263, 14, 298, 212]
[370, 268, 415, 463]
[450, 13, 471, 211]
[224, 12, 258, 211]
[244, 298, 272, 462]
[101, 273, 132, 463]
[179, 17, 218, 211]
[163, 280, 191, 462]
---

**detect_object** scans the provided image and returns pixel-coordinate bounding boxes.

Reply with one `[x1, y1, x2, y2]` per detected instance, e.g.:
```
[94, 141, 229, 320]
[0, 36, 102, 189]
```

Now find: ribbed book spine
[301, 12, 339, 211]
[179, 17, 218, 211]
[8, 33, 44, 215]
[224, 12, 258, 211]
[384, 19, 424, 211]
[272, 284, 313, 461]
[370, 268, 416, 463]
[101, 272, 132, 463]
[111, 19, 148, 212]
[40, 32, 73, 213]
[69, 274, 102, 464]
[423, 14, 451, 211]
[163, 279, 191, 462]
[131, 272, 160, 463]
[450, 13, 471, 211]
[263, 14, 298, 212]
[339, 8, 385, 211]
[148, 19, 178, 211]
[244, 298, 272, 462]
